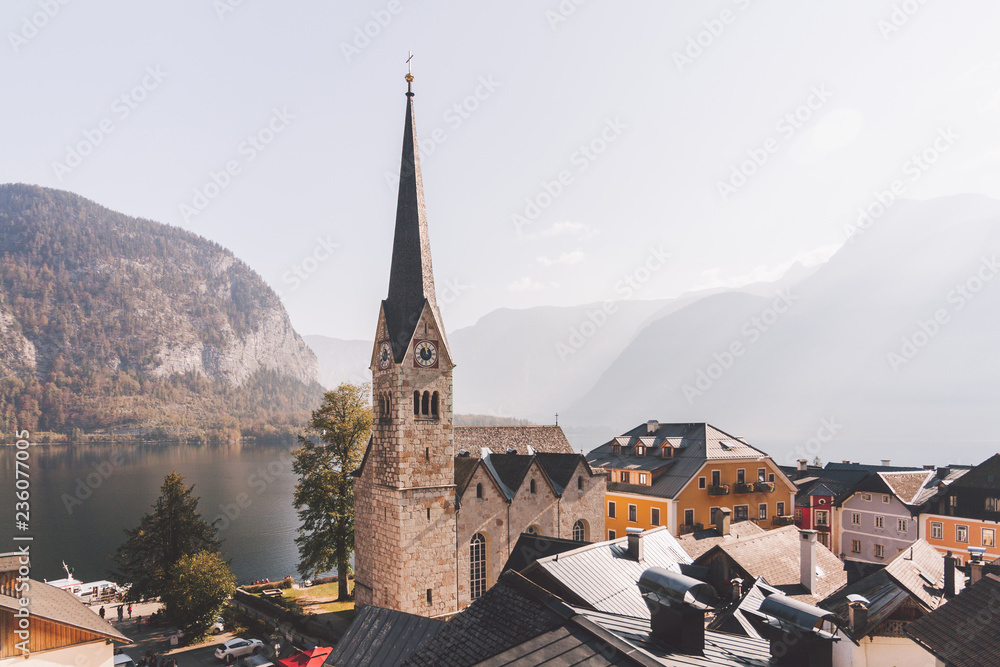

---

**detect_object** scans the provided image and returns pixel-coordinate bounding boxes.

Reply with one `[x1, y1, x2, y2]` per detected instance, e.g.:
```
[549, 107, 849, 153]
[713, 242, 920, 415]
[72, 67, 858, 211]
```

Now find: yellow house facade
[588, 421, 797, 538]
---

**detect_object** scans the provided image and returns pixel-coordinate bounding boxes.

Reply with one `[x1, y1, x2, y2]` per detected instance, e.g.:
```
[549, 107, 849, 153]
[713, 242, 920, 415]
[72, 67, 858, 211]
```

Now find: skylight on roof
[919, 571, 936, 586]
[720, 441, 732, 450]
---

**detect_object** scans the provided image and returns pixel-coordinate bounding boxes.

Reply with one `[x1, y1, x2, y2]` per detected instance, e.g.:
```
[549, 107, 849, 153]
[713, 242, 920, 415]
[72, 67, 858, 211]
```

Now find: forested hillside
[0, 184, 322, 442]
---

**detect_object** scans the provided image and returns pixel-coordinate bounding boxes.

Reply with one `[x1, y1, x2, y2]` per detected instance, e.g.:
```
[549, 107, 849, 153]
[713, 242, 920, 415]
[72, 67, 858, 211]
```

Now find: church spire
[384, 61, 440, 360]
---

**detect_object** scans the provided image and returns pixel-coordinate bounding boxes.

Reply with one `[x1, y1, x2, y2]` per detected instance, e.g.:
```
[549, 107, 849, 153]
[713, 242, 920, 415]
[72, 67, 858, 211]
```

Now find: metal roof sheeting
[325, 605, 444, 667]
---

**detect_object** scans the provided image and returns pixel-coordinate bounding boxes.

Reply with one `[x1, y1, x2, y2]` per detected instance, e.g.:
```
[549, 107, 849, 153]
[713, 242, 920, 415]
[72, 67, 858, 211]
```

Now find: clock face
[414, 340, 438, 368]
[377, 341, 392, 369]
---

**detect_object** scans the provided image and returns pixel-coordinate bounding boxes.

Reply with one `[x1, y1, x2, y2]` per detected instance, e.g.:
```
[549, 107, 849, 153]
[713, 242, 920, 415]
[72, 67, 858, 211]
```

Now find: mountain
[562, 195, 1000, 464]
[0, 184, 322, 442]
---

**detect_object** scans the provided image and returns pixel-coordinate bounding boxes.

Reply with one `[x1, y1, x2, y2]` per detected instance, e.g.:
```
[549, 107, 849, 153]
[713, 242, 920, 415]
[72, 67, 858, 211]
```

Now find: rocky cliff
[0, 184, 321, 441]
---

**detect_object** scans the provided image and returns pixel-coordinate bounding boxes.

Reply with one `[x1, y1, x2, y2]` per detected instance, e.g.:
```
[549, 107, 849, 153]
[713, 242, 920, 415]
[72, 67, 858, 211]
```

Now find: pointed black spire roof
[383, 81, 441, 361]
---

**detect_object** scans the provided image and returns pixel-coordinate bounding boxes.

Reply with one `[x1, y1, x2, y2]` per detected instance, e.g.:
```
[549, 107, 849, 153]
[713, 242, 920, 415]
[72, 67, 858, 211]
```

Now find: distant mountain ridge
[0, 184, 321, 442]
[307, 195, 1000, 464]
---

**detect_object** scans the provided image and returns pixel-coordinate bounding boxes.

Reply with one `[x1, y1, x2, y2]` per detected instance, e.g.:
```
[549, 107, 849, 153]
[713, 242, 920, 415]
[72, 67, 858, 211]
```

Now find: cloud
[508, 276, 544, 291]
[537, 249, 585, 266]
[694, 244, 840, 291]
[788, 108, 864, 165]
[523, 222, 598, 240]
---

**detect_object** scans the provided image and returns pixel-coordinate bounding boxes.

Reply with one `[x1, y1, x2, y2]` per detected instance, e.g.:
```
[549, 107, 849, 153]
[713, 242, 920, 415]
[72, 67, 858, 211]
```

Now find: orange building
[587, 421, 796, 539]
[918, 454, 1000, 564]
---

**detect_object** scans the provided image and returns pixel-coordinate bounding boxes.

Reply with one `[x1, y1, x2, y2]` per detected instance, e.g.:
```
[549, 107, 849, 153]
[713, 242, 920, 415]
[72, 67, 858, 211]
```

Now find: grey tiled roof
[0, 579, 129, 643]
[879, 471, 935, 505]
[522, 527, 692, 619]
[587, 423, 777, 500]
[905, 573, 1000, 667]
[821, 540, 952, 639]
[694, 525, 847, 605]
[460, 451, 593, 502]
[325, 605, 445, 667]
[581, 610, 773, 666]
[676, 521, 766, 560]
[454, 426, 574, 456]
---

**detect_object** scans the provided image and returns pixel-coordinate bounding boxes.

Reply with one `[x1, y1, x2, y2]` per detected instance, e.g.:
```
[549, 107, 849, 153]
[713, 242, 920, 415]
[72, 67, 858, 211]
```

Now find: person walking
[128, 604, 133, 619]
[118, 605, 124, 622]
[99, 606, 106, 619]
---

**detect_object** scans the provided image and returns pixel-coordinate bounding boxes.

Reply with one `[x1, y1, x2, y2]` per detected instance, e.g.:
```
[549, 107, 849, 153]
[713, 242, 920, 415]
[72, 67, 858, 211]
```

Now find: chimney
[638, 568, 719, 656]
[924, 464, 935, 470]
[760, 594, 838, 667]
[842, 460, 850, 464]
[731, 577, 743, 601]
[646, 419, 659, 434]
[971, 560, 985, 586]
[881, 459, 891, 467]
[944, 551, 957, 598]
[626, 527, 644, 562]
[848, 600, 869, 634]
[797, 458, 808, 471]
[715, 507, 732, 537]
[800, 530, 818, 594]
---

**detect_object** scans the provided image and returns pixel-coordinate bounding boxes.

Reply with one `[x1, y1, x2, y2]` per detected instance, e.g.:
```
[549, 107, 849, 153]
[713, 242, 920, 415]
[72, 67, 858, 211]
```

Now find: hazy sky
[4, 1, 1000, 339]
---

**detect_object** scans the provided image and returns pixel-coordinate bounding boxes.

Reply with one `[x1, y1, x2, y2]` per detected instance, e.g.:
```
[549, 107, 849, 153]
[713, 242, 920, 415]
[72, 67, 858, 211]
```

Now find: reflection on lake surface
[0, 441, 324, 585]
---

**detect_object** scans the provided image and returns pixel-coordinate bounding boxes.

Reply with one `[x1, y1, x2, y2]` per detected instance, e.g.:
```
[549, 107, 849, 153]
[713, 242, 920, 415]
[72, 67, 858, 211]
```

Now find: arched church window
[470, 533, 487, 600]
[476, 483, 483, 499]
[431, 391, 439, 417]
[421, 391, 430, 416]
[530, 479, 536, 494]
[577, 476, 584, 491]
[413, 391, 420, 415]
[573, 520, 587, 541]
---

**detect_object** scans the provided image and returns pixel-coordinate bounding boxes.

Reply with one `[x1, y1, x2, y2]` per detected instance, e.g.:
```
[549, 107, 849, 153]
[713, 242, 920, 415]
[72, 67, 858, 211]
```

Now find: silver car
[214, 638, 263, 662]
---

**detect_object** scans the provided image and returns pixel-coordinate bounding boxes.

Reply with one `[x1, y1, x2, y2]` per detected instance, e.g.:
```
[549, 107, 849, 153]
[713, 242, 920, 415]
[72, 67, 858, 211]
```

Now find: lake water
[0, 441, 329, 585]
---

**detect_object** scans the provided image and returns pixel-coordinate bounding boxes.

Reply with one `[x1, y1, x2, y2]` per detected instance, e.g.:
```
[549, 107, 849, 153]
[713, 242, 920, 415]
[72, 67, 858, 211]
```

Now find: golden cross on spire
[405, 51, 414, 93]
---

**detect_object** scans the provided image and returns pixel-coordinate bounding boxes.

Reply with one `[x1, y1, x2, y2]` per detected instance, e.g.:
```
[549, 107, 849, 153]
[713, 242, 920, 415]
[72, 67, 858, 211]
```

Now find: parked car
[215, 638, 263, 662]
[114, 653, 136, 667]
[211, 616, 225, 634]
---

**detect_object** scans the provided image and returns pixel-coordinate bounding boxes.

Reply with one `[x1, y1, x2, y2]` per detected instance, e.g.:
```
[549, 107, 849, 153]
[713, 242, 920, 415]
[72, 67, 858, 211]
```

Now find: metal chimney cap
[638, 567, 720, 611]
[760, 594, 840, 637]
[626, 527, 643, 535]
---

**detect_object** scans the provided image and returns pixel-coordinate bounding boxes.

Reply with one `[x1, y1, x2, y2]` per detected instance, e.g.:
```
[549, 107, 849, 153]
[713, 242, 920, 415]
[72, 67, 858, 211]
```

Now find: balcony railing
[707, 484, 730, 496]
[678, 523, 704, 536]
[873, 620, 909, 638]
[772, 515, 795, 526]
[733, 482, 755, 495]
[754, 481, 775, 493]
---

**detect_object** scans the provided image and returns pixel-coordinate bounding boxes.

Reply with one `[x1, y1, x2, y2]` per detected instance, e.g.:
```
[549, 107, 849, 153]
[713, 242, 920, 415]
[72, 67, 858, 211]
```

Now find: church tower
[353, 70, 458, 616]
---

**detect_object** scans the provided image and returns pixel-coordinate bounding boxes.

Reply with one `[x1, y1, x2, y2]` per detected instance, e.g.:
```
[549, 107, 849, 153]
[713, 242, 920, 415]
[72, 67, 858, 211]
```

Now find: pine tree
[112, 471, 222, 601]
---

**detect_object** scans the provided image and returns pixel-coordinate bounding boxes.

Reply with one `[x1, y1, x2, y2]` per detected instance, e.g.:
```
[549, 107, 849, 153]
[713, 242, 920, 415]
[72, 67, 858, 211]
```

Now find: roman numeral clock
[413, 340, 438, 368]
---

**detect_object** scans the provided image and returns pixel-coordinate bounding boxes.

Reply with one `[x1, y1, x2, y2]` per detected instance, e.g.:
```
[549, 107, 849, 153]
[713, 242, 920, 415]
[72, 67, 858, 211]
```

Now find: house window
[815, 510, 829, 527]
[776, 502, 785, 516]
[897, 518, 908, 533]
[874, 544, 885, 559]
[684, 509, 695, 526]
[470, 534, 487, 600]
[758, 504, 767, 520]
[608, 530, 616, 540]
[639, 473, 648, 485]
[431, 391, 439, 417]
[612, 445, 621, 455]
[794, 508, 803, 522]
[768, 473, 775, 483]
[734, 505, 749, 522]
[984, 529, 996, 548]
[578, 476, 584, 490]
[862, 493, 872, 502]
[413, 391, 420, 415]
[651, 508, 660, 526]
[476, 483, 483, 499]
[698, 477, 706, 489]
[851, 539, 861, 554]
[710, 507, 719, 524]
[957, 525, 969, 543]
[986, 497, 999, 512]
[636, 446, 645, 456]
[662, 447, 672, 458]
[852, 512, 861, 525]
[530, 479, 537, 494]
[874, 515, 884, 529]
[628, 504, 637, 522]
[572, 520, 587, 541]
[427, 589, 433, 605]
[883, 495, 890, 504]
[620, 471, 630, 484]
[757, 468, 766, 482]
[737, 469, 746, 484]
[608, 501, 616, 519]
[930, 521, 943, 540]
[712, 470, 721, 486]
